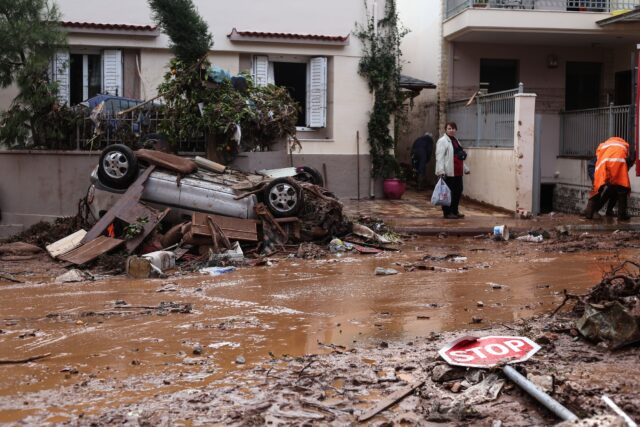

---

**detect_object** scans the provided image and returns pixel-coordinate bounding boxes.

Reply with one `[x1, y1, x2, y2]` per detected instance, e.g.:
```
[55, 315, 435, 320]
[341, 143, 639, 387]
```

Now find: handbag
[431, 177, 451, 207]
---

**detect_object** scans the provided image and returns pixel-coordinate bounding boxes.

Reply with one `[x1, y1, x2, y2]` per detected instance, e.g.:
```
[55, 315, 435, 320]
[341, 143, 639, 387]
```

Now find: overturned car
[89, 144, 349, 241]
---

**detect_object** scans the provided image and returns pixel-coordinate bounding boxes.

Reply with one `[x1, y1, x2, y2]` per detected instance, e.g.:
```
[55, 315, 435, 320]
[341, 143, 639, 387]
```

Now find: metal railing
[74, 110, 206, 154]
[445, 0, 640, 18]
[560, 103, 631, 157]
[446, 84, 522, 148]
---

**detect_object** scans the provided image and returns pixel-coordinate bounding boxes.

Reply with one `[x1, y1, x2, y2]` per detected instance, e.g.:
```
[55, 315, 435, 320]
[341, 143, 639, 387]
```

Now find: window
[479, 59, 518, 93]
[50, 49, 123, 105]
[565, 62, 601, 110]
[252, 55, 327, 129]
[69, 54, 102, 105]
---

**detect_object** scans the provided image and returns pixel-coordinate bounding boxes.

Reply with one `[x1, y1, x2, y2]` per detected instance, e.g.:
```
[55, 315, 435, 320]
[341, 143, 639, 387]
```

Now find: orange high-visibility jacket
[591, 137, 630, 197]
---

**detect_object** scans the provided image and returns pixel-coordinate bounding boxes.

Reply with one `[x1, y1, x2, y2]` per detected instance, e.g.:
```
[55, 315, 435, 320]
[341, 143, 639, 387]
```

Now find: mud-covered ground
[1, 228, 640, 425]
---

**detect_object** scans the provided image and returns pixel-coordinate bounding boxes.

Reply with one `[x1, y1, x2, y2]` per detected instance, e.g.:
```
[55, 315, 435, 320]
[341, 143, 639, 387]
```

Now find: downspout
[369, 0, 378, 198]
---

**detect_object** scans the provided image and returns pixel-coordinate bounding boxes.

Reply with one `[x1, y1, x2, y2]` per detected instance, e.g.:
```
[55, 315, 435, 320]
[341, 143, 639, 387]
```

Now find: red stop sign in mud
[439, 336, 541, 368]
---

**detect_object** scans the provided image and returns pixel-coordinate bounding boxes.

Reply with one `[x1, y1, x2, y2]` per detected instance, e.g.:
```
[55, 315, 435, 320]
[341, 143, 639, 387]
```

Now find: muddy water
[0, 236, 631, 422]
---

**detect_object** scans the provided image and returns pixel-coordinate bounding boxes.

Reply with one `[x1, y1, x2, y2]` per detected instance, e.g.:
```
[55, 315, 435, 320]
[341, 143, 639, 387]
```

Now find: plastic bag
[431, 177, 451, 206]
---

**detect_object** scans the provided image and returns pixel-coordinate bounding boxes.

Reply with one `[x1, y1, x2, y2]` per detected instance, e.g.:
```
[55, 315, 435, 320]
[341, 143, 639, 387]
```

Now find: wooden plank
[191, 212, 258, 242]
[58, 236, 124, 265]
[358, 381, 425, 422]
[82, 166, 155, 244]
[46, 229, 87, 258]
[122, 207, 170, 253]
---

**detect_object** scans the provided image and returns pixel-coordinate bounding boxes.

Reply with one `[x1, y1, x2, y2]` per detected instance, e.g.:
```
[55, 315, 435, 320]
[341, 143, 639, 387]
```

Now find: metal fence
[445, 0, 640, 18]
[74, 110, 206, 154]
[560, 104, 631, 157]
[446, 85, 521, 148]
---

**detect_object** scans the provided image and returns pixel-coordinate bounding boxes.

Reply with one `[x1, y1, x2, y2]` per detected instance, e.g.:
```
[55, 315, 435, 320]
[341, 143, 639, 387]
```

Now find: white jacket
[435, 134, 470, 177]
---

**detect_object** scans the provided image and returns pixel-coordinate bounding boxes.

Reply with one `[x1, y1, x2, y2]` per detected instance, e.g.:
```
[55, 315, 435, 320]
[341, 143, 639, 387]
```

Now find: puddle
[0, 235, 635, 422]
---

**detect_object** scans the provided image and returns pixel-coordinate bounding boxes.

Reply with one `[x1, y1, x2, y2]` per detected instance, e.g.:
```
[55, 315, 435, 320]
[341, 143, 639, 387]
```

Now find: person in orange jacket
[584, 136, 634, 220]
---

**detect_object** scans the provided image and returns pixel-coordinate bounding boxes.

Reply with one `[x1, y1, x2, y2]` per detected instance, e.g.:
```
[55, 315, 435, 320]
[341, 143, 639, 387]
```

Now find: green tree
[148, 0, 212, 64]
[355, 0, 408, 179]
[0, 0, 68, 147]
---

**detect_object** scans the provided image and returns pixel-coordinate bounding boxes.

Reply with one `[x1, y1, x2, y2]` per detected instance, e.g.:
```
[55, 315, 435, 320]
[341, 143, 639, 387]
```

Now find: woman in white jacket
[435, 122, 470, 219]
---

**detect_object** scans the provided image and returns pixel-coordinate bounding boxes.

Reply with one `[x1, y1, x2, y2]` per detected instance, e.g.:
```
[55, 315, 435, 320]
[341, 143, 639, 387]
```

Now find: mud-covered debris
[192, 344, 203, 355]
[156, 283, 178, 293]
[235, 355, 246, 364]
[471, 316, 483, 324]
[489, 282, 505, 289]
[576, 302, 640, 349]
[54, 269, 93, 284]
[431, 364, 466, 383]
[477, 301, 484, 307]
[556, 415, 626, 427]
[526, 373, 553, 393]
[375, 267, 398, 276]
[296, 243, 327, 259]
[0, 242, 43, 256]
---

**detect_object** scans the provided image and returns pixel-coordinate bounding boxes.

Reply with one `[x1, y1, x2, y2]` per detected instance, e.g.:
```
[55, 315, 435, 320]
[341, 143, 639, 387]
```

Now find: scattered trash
[601, 395, 637, 427]
[493, 225, 509, 241]
[471, 316, 483, 324]
[477, 301, 484, 307]
[375, 267, 398, 276]
[142, 250, 176, 271]
[126, 256, 152, 279]
[488, 282, 505, 290]
[352, 223, 391, 244]
[516, 234, 544, 243]
[235, 355, 246, 364]
[156, 283, 178, 293]
[199, 266, 237, 276]
[207, 241, 245, 265]
[329, 238, 351, 253]
[450, 256, 467, 263]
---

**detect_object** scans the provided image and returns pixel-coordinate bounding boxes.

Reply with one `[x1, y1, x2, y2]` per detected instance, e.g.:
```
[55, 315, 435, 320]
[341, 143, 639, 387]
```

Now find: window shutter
[49, 51, 69, 105]
[253, 55, 270, 87]
[102, 49, 123, 96]
[306, 57, 327, 128]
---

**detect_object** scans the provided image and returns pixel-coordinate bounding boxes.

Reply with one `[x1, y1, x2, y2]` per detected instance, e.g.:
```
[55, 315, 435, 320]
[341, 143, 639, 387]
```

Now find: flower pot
[383, 178, 406, 200]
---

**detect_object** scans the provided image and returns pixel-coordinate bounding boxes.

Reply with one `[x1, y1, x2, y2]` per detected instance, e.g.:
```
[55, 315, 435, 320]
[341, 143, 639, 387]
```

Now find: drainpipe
[369, 0, 378, 198]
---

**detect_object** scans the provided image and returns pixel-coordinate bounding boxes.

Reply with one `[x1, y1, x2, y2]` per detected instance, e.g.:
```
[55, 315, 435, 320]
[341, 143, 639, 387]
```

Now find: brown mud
[1, 232, 639, 425]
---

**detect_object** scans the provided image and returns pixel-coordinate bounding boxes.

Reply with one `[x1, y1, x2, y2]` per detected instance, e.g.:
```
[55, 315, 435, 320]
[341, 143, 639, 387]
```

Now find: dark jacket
[411, 134, 434, 176]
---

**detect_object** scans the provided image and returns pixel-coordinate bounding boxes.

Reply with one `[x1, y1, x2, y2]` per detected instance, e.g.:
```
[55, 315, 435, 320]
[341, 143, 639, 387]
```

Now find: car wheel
[263, 178, 304, 218]
[294, 166, 324, 187]
[97, 144, 139, 189]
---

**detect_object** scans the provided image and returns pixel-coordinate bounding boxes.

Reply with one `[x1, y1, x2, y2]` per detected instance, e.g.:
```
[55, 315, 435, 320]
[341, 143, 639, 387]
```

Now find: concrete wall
[0, 151, 99, 237]
[396, 0, 441, 183]
[464, 147, 517, 210]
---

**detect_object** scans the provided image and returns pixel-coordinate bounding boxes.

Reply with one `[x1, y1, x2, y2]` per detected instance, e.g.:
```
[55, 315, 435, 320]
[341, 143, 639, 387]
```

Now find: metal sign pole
[502, 365, 578, 422]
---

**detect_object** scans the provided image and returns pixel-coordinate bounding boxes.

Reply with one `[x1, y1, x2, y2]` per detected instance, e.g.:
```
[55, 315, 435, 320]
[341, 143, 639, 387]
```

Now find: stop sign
[439, 335, 541, 368]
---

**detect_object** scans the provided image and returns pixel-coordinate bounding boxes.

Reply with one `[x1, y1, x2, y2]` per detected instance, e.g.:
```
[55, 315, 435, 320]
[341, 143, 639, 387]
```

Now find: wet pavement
[1, 191, 640, 424]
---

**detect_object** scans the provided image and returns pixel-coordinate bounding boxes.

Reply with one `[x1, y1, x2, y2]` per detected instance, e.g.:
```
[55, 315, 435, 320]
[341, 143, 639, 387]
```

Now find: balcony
[443, 0, 640, 44]
[446, 1, 640, 19]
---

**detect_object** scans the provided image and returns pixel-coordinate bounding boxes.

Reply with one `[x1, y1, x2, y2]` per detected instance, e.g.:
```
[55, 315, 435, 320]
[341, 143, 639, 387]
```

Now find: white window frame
[51, 48, 123, 104]
[252, 55, 327, 129]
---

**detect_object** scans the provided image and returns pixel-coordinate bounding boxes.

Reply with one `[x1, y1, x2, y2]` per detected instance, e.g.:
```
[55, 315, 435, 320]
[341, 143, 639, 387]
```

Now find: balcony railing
[446, 0, 640, 18]
[560, 104, 631, 157]
[446, 85, 522, 148]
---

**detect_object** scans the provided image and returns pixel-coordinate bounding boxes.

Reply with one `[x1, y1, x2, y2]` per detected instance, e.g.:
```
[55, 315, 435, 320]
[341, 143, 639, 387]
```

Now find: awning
[400, 74, 436, 91]
[597, 8, 640, 26]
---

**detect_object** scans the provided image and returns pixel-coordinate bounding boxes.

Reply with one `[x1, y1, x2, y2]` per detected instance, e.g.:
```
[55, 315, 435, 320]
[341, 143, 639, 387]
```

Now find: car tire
[263, 178, 304, 218]
[294, 166, 324, 187]
[97, 144, 139, 190]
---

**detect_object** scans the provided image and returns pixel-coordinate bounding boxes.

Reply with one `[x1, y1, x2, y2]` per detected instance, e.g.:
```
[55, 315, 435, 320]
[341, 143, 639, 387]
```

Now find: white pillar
[514, 93, 537, 212]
